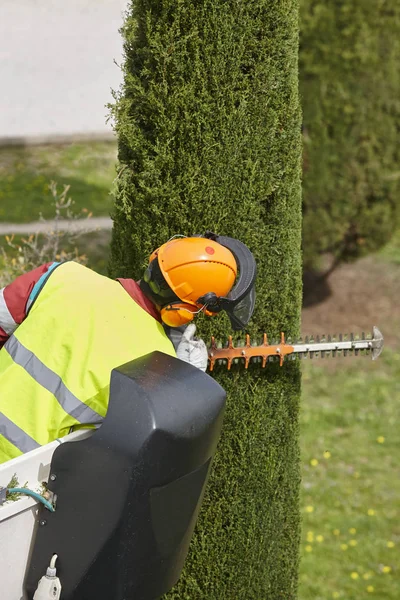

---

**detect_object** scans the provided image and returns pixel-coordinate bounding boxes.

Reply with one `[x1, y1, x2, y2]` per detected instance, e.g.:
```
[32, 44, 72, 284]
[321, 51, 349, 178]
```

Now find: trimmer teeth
[207, 327, 384, 371]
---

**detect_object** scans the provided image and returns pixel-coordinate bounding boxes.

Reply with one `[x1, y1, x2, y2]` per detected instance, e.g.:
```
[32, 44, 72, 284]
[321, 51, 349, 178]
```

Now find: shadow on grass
[302, 269, 332, 307]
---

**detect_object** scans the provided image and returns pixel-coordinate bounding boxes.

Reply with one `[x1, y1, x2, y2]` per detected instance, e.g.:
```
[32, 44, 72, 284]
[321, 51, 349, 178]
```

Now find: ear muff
[160, 303, 197, 327]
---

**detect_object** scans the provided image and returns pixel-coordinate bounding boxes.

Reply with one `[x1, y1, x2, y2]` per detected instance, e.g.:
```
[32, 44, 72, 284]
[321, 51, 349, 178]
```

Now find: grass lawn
[299, 349, 399, 600]
[299, 232, 400, 599]
[0, 142, 117, 222]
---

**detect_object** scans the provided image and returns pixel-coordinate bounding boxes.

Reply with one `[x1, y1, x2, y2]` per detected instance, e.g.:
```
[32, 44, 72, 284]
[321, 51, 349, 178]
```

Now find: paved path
[0, 0, 127, 142]
[0, 217, 113, 235]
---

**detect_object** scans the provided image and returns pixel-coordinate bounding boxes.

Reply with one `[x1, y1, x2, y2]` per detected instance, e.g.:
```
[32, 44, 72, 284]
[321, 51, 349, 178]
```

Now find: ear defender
[160, 303, 197, 327]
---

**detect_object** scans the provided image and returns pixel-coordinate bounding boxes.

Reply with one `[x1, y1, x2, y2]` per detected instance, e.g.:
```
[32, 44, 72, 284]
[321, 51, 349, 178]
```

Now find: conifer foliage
[109, 1, 302, 597]
[300, 1, 400, 271]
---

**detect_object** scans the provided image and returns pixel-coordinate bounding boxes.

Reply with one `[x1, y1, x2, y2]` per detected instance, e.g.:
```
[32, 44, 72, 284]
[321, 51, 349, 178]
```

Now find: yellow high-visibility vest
[0, 262, 175, 464]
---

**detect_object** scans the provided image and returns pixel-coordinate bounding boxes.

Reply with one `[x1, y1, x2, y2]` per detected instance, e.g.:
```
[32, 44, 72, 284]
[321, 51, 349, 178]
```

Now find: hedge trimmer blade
[208, 326, 384, 371]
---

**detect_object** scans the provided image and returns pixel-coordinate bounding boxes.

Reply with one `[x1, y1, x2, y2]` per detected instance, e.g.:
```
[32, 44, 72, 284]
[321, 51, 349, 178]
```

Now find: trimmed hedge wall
[300, 1, 400, 271]
[109, 1, 302, 597]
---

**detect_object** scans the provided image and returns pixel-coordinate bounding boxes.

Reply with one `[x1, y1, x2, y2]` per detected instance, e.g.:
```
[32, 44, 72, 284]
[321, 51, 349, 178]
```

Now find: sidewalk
[0, 217, 113, 236]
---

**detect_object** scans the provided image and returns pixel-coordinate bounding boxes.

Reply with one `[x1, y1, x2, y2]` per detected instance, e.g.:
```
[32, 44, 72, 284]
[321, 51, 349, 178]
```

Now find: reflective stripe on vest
[0, 261, 175, 464]
[0, 411, 40, 454]
[5, 336, 103, 425]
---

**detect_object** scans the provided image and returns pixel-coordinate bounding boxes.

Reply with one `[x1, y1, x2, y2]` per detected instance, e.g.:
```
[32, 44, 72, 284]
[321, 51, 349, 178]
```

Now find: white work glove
[176, 323, 208, 372]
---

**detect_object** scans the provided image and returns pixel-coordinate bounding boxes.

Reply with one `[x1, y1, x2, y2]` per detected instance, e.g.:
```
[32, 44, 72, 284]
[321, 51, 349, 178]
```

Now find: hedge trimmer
[207, 326, 384, 371]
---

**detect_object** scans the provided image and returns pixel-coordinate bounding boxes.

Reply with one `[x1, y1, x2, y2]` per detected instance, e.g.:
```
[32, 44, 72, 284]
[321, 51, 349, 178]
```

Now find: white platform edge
[0, 429, 93, 521]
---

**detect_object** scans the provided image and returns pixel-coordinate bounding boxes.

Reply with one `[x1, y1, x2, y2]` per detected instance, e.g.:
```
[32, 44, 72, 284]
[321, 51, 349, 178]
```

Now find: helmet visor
[227, 286, 256, 330]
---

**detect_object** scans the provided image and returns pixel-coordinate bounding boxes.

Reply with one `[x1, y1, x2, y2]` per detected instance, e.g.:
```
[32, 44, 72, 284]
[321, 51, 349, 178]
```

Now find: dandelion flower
[332, 593, 340, 599]
[333, 529, 340, 536]
[341, 544, 348, 551]
[316, 535, 324, 543]
[363, 572, 373, 580]
[377, 436, 385, 443]
[367, 509, 376, 516]
[387, 541, 395, 548]
[349, 539, 357, 547]
[310, 458, 319, 467]
[367, 586, 374, 593]
[350, 572, 359, 580]
[349, 528, 356, 534]
[323, 451, 331, 459]
[305, 545, 312, 553]
[382, 566, 391, 574]
[305, 505, 314, 513]
[306, 532, 314, 542]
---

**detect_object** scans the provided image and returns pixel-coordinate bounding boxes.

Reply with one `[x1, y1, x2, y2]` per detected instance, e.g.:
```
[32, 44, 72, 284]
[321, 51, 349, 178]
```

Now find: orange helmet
[141, 232, 257, 329]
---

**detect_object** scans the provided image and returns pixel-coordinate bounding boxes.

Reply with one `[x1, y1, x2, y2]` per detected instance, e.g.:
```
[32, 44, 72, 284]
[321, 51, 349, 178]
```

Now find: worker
[0, 232, 256, 464]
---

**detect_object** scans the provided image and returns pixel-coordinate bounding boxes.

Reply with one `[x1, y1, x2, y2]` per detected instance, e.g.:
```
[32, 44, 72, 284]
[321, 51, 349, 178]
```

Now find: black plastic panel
[25, 352, 226, 600]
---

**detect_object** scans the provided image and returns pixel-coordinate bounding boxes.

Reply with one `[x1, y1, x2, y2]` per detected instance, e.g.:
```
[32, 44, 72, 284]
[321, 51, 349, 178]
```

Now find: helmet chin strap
[165, 303, 209, 317]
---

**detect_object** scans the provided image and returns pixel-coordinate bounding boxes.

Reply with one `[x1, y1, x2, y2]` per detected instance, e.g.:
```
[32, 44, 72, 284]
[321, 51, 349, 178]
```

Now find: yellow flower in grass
[349, 539, 357, 547]
[367, 586, 374, 593]
[353, 471, 360, 479]
[377, 436, 385, 443]
[316, 535, 324, 543]
[382, 566, 391, 574]
[310, 458, 319, 467]
[350, 572, 359, 580]
[306, 531, 314, 542]
[341, 544, 348, 551]
[333, 529, 340, 536]
[363, 572, 373, 580]
[305, 505, 314, 513]
[323, 451, 331, 459]
[305, 545, 313, 553]
[387, 541, 395, 548]
[367, 509, 376, 516]
[349, 527, 356, 534]
[332, 593, 340, 599]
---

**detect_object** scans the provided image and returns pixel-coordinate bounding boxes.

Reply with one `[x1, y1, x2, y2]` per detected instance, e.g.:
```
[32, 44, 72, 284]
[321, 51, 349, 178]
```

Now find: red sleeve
[0, 262, 55, 349]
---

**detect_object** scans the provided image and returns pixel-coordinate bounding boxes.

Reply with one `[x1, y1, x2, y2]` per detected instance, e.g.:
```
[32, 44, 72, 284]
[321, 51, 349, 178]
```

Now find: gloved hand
[176, 323, 208, 372]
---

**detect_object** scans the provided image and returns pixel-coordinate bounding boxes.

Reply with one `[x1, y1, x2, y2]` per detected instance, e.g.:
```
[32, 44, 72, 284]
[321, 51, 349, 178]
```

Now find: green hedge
[109, 1, 302, 597]
[300, 1, 400, 271]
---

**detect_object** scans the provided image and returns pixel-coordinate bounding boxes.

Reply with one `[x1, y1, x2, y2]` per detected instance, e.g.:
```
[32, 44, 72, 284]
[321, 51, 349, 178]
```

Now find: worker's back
[0, 261, 175, 464]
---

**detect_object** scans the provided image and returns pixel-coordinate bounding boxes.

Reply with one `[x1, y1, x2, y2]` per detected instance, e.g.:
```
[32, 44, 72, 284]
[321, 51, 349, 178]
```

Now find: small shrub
[0, 182, 91, 287]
